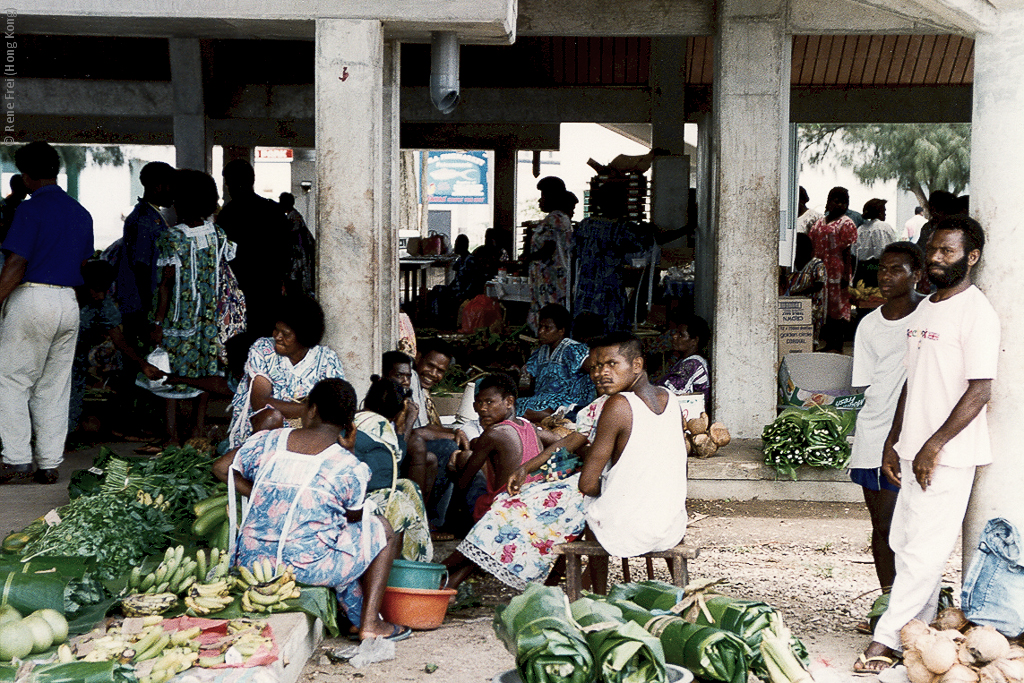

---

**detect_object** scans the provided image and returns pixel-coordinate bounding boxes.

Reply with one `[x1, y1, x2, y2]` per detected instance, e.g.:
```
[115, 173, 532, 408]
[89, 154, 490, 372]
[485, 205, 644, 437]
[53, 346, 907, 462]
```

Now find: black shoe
[0, 464, 34, 485]
[33, 468, 59, 485]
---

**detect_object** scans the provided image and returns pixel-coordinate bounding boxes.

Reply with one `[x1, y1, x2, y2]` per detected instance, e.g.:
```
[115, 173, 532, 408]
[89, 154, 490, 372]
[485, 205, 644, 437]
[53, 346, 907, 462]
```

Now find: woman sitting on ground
[226, 296, 345, 449]
[213, 379, 409, 641]
[354, 377, 433, 563]
[656, 313, 711, 413]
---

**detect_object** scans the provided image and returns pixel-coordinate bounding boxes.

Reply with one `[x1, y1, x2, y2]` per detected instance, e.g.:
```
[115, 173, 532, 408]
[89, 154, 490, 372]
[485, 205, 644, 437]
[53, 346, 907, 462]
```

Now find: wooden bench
[552, 539, 700, 602]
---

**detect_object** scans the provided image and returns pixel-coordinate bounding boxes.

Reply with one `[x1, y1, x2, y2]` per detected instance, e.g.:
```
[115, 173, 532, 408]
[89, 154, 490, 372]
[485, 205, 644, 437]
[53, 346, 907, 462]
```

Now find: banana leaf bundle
[493, 585, 595, 683]
[609, 599, 751, 683]
[692, 596, 809, 681]
[607, 580, 687, 611]
[570, 597, 667, 683]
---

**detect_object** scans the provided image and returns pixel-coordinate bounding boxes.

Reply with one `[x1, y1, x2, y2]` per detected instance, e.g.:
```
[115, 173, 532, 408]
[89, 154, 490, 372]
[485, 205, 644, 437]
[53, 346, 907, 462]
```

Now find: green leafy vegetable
[570, 596, 667, 683]
[762, 406, 856, 479]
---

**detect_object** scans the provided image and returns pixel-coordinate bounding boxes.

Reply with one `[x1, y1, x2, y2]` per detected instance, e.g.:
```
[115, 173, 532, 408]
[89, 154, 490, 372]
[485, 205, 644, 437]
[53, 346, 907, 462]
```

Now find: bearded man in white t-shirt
[855, 216, 1000, 674]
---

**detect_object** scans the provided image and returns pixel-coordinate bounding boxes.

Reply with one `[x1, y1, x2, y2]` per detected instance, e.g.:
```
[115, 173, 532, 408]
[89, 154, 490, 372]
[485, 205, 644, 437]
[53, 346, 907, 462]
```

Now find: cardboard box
[674, 392, 706, 424]
[778, 325, 814, 359]
[778, 352, 865, 410]
[778, 297, 813, 326]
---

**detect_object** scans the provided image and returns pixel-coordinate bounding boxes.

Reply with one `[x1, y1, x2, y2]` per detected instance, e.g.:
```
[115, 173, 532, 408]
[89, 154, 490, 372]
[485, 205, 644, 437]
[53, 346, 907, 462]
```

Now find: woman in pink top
[809, 186, 858, 352]
[442, 373, 587, 590]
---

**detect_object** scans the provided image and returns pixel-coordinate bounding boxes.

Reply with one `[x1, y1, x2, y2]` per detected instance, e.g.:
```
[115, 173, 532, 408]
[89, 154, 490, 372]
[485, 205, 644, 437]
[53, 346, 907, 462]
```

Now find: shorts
[850, 467, 900, 493]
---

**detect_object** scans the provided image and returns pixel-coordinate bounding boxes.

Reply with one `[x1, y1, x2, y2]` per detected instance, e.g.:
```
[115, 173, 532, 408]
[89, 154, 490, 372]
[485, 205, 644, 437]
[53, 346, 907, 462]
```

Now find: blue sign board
[426, 151, 489, 204]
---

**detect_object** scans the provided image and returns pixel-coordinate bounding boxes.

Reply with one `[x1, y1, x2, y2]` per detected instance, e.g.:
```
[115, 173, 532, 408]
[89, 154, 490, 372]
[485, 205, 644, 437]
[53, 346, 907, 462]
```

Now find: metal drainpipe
[430, 31, 460, 114]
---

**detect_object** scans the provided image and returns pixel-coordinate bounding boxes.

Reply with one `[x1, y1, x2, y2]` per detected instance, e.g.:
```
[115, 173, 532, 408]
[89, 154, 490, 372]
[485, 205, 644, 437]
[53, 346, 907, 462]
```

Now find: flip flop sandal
[384, 624, 412, 642]
[855, 620, 873, 635]
[853, 653, 898, 676]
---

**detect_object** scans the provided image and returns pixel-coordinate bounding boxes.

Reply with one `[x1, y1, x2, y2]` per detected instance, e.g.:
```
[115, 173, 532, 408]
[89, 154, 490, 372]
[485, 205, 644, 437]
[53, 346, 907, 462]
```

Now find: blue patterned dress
[572, 215, 645, 333]
[233, 428, 387, 622]
[517, 338, 594, 415]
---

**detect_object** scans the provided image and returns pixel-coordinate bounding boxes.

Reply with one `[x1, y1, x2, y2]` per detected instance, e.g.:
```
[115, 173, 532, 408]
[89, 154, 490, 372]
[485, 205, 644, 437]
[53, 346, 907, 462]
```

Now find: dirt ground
[298, 499, 964, 683]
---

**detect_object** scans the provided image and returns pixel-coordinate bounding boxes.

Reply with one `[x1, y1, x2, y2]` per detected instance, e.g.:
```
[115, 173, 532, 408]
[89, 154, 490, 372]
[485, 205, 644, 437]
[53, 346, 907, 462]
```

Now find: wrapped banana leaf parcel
[493, 585, 595, 683]
[607, 580, 687, 611]
[569, 596, 667, 683]
[608, 598, 750, 683]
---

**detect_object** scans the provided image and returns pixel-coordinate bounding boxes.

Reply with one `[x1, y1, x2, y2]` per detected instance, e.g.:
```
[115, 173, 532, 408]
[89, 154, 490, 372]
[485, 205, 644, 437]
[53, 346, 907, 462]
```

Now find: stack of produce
[0, 607, 69, 662]
[761, 406, 855, 479]
[493, 584, 595, 683]
[191, 492, 237, 551]
[685, 413, 732, 458]
[236, 559, 302, 614]
[570, 597, 667, 683]
[901, 619, 1024, 683]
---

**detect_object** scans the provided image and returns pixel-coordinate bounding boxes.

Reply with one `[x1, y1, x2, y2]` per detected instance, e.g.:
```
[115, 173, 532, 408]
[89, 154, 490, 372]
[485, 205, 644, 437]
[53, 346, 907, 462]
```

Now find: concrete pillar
[650, 37, 688, 156]
[493, 146, 517, 254]
[315, 19, 398, 396]
[168, 38, 208, 172]
[710, 0, 790, 437]
[963, 10, 1024, 565]
[694, 113, 715, 321]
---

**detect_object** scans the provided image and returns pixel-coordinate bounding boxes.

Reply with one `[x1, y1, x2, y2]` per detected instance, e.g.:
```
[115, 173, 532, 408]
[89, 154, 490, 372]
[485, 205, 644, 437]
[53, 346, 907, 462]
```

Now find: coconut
[1006, 646, 1024, 661]
[29, 609, 67, 645]
[692, 433, 718, 458]
[0, 606, 21, 627]
[903, 619, 936, 650]
[906, 648, 939, 683]
[989, 658, 1024, 683]
[21, 616, 53, 654]
[921, 633, 960, 674]
[933, 608, 969, 633]
[941, 630, 967, 644]
[963, 627, 1011, 666]
[708, 422, 731, 447]
[0, 621, 32, 661]
[941, 664, 981, 683]
[687, 413, 709, 435]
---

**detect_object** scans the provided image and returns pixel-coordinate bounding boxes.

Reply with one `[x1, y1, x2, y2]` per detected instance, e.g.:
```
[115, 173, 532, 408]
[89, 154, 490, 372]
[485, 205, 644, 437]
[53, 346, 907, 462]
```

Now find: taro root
[692, 433, 718, 458]
[708, 423, 732, 447]
[963, 627, 1012, 666]
[933, 608, 970, 633]
[686, 413, 709, 435]
[941, 664, 981, 683]
[920, 633, 960, 674]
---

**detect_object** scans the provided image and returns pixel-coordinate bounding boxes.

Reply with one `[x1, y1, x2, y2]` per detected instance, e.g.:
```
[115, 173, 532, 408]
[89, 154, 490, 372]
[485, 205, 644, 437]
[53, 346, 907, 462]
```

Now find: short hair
[671, 312, 711, 347]
[862, 198, 887, 221]
[927, 190, 958, 217]
[81, 259, 115, 292]
[798, 186, 809, 204]
[277, 296, 326, 348]
[537, 303, 572, 333]
[553, 191, 579, 215]
[307, 378, 357, 434]
[477, 372, 518, 400]
[279, 192, 295, 209]
[537, 176, 566, 195]
[363, 378, 406, 422]
[382, 350, 412, 376]
[173, 169, 219, 221]
[419, 337, 455, 362]
[915, 206, 924, 215]
[15, 142, 61, 180]
[935, 215, 985, 255]
[590, 331, 643, 363]
[222, 159, 256, 187]
[881, 241, 925, 272]
[827, 186, 850, 205]
[9, 174, 25, 195]
[140, 161, 175, 189]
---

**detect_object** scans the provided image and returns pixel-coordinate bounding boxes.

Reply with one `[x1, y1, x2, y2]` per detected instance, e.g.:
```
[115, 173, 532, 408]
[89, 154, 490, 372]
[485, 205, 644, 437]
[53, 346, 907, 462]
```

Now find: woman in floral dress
[221, 378, 410, 640]
[526, 188, 577, 332]
[808, 186, 858, 352]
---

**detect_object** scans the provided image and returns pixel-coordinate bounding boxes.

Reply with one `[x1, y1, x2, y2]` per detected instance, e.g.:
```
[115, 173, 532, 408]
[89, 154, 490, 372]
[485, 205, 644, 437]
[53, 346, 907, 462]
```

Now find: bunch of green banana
[127, 545, 199, 595]
[184, 580, 234, 616]
[238, 559, 301, 613]
[191, 493, 233, 551]
[121, 592, 179, 618]
[139, 647, 201, 683]
[194, 546, 231, 584]
[230, 631, 274, 659]
[134, 490, 170, 510]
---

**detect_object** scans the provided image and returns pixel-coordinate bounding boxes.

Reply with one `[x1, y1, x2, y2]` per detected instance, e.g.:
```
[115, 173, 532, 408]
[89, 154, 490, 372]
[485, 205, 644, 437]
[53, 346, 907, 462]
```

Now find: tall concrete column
[315, 19, 398, 396]
[168, 38, 208, 172]
[963, 10, 1024, 564]
[711, 0, 790, 437]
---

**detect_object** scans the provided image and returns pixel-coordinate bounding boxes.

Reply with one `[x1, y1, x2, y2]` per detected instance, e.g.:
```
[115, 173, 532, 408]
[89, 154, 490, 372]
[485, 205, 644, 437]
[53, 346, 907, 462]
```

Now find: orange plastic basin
[381, 585, 457, 630]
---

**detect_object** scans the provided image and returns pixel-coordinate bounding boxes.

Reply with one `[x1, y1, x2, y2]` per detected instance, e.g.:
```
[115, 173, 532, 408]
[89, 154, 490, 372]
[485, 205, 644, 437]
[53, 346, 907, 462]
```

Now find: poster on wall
[426, 151, 488, 204]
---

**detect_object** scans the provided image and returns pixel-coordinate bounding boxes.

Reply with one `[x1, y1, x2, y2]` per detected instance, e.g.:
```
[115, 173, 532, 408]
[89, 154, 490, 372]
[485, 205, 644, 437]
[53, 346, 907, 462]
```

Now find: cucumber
[215, 520, 230, 552]
[192, 506, 227, 537]
[193, 494, 229, 518]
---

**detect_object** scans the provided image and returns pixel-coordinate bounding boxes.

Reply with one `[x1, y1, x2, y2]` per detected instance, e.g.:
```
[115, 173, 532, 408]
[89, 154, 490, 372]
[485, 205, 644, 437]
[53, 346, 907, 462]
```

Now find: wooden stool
[552, 539, 700, 602]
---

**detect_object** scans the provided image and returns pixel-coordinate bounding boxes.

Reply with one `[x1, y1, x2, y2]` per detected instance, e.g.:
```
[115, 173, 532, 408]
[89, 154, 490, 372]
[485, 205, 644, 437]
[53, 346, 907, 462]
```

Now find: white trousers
[0, 286, 79, 469]
[873, 459, 976, 650]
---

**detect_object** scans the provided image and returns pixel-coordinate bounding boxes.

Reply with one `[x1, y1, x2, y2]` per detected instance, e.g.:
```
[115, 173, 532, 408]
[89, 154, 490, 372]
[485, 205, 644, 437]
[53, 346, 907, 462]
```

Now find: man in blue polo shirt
[0, 142, 94, 485]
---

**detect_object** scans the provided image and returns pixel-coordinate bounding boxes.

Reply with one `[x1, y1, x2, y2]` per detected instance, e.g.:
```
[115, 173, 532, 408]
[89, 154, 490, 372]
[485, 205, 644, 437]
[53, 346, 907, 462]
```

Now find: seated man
[517, 303, 594, 423]
[442, 373, 578, 589]
[580, 332, 689, 593]
[402, 339, 472, 529]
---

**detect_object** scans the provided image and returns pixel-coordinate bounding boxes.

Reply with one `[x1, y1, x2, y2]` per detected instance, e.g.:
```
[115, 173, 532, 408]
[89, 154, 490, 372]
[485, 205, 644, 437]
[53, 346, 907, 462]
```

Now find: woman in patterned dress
[216, 378, 410, 640]
[526, 186, 577, 332]
[227, 296, 345, 449]
[808, 186, 858, 352]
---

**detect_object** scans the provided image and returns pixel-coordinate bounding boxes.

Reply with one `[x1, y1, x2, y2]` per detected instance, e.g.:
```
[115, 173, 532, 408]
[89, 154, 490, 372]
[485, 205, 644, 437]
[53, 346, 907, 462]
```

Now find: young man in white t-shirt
[849, 242, 925, 606]
[855, 216, 1000, 674]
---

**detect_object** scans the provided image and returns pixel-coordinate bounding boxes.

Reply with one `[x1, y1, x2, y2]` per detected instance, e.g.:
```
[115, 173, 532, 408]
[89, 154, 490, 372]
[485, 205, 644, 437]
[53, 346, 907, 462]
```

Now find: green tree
[799, 124, 971, 217]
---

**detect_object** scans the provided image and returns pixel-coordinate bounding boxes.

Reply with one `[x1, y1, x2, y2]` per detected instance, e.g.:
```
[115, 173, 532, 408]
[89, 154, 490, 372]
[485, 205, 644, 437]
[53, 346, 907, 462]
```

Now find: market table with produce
[0, 445, 338, 683]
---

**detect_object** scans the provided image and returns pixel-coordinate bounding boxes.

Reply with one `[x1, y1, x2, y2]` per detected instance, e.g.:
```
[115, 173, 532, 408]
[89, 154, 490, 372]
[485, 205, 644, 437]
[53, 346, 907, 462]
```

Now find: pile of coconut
[685, 412, 731, 458]
[902, 610, 1023, 683]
